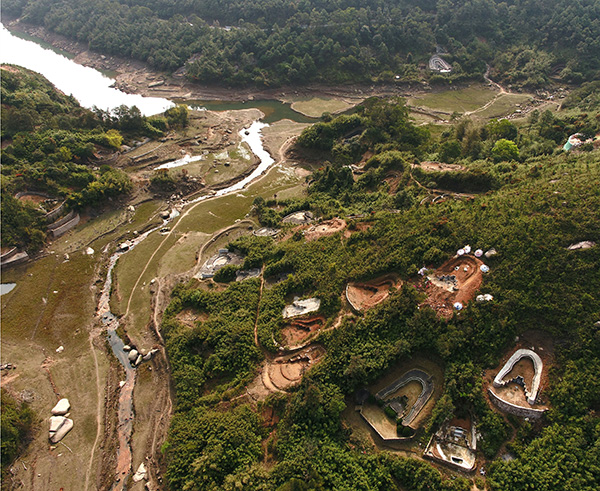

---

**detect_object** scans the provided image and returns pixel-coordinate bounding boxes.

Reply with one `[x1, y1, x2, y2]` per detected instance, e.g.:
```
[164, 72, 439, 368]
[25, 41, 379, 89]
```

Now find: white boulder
[132, 462, 147, 483]
[51, 398, 70, 416]
[49, 418, 73, 443]
[49, 415, 67, 433]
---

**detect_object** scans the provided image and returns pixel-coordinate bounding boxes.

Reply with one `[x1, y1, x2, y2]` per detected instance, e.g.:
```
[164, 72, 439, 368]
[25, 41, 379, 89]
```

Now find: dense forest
[160, 94, 600, 489]
[0, 65, 184, 252]
[3, 0, 600, 87]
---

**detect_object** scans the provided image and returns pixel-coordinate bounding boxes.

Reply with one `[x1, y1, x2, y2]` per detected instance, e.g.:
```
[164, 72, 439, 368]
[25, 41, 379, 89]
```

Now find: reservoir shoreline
[3, 17, 404, 104]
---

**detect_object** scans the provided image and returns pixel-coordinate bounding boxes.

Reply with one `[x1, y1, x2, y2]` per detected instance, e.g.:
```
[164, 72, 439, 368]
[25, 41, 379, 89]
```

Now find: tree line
[4, 0, 599, 87]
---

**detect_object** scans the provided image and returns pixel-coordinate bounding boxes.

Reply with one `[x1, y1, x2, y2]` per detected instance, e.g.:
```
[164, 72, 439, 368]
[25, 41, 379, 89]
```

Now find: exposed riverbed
[2, 22, 288, 489]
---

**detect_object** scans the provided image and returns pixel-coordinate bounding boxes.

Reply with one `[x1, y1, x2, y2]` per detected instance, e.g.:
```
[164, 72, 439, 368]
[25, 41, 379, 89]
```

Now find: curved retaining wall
[376, 369, 434, 426]
[44, 201, 67, 224]
[488, 388, 546, 420]
[14, 191, 66, 223]
[0, 248, 18, 261]
[493, 349, 543, 404]
[0, 251, 29, 270]
[48, 210, 76, 231]
[49, 213, 80, 238]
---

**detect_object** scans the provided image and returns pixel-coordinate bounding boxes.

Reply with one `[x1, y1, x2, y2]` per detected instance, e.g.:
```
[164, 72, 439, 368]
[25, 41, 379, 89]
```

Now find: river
[0, 24, 172, 116]
[1, 23, 316, 123]
[97, 118, 276, 487]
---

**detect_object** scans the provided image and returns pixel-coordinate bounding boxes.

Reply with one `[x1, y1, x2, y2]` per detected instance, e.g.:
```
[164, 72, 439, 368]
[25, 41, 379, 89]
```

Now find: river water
[0, 25, 172, 116]
[1, 24, 316, 123]
[98, 119, 276, 486]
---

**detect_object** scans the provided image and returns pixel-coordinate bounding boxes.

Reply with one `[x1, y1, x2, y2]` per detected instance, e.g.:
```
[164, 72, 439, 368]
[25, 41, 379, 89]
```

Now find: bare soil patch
[343, 222, 372, 238]
[412, 162, 465, 172]
[421, 255, 484, 318]
[175, 308, 208, 328]
[281, 315, 325, 347]
[346, 274, 400, 312]
[304, 218, 347, 242]
[18, 194, 49, 205]
[268, 345, 326, 390]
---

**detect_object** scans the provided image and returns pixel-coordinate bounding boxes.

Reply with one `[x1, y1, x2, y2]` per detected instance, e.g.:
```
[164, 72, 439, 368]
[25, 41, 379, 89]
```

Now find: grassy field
[290, 97, 355, 118]
[409, 86, 497, 114]
[0, 250, 110, 489]
[473, 93, 533, 120]
[111, 159, 307, 349]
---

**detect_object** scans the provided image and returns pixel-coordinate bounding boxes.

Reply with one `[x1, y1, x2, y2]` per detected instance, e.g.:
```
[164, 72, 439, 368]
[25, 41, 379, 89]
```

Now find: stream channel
[2, 23, 286, 487]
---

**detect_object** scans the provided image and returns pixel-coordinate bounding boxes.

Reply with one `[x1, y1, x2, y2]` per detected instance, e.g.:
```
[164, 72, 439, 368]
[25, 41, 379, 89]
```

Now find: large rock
[128, 349, 139, 362]
[49, 418, 73, 443]
[51, 398, 70, 416]
[132, 462, 147, 483]
[49, 415, 67, 433]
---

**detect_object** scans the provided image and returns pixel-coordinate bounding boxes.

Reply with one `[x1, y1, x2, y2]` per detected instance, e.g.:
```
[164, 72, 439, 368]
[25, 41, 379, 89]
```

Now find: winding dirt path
[464, 65, 509, 117]
[84, 332, 102, 491]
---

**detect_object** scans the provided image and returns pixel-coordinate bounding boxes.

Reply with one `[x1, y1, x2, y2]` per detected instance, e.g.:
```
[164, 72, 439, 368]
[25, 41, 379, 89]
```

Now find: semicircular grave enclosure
[196, 248, 244, 279]
[282, 210, 314, 225]
[345, 275, 400, 312]
[303, 218, 347, 242]
[267, 345, 326, 390]
[487, 348, 548, 418]
[281, 315, 326, 348]
[423, 255, 484, 318]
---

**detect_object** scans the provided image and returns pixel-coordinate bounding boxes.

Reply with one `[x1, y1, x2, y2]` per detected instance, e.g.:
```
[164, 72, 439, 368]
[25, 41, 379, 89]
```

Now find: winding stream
[3, 22, 282, 487]
[97, 121, 275, 486]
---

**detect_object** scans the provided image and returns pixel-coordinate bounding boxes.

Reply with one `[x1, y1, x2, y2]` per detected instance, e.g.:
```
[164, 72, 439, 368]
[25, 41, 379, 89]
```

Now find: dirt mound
[421, 255, 484, 318]
[281, 315, 325, 346]
[304, 218, 347, 242]
[175, 308, 207, 328]
[268, 345, 325, 390]
[412, 161, 465, 172]
[346, 275, 400, 312]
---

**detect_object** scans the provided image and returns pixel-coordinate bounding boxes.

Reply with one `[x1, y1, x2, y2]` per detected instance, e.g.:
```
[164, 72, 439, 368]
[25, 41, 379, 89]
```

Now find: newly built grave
[268, 344, 326, 390]
[346, 275, 399, 312]
[424, 416, 477, 472]
[196, 248, 244, 279]
[283, 297, 321, 319]
[357, 367, 436, 442]
[281, 315, 325, 348]
[423, 254, 486, 318]
[487, 348, 548, 419]
[303, 218, 346, 242]
[282, 210, 314, 225]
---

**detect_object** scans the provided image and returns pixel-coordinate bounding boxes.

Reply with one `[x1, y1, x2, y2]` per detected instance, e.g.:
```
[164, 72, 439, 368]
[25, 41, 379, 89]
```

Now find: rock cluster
[48, 398, 73, 443]
[123, 345, 159, 367]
